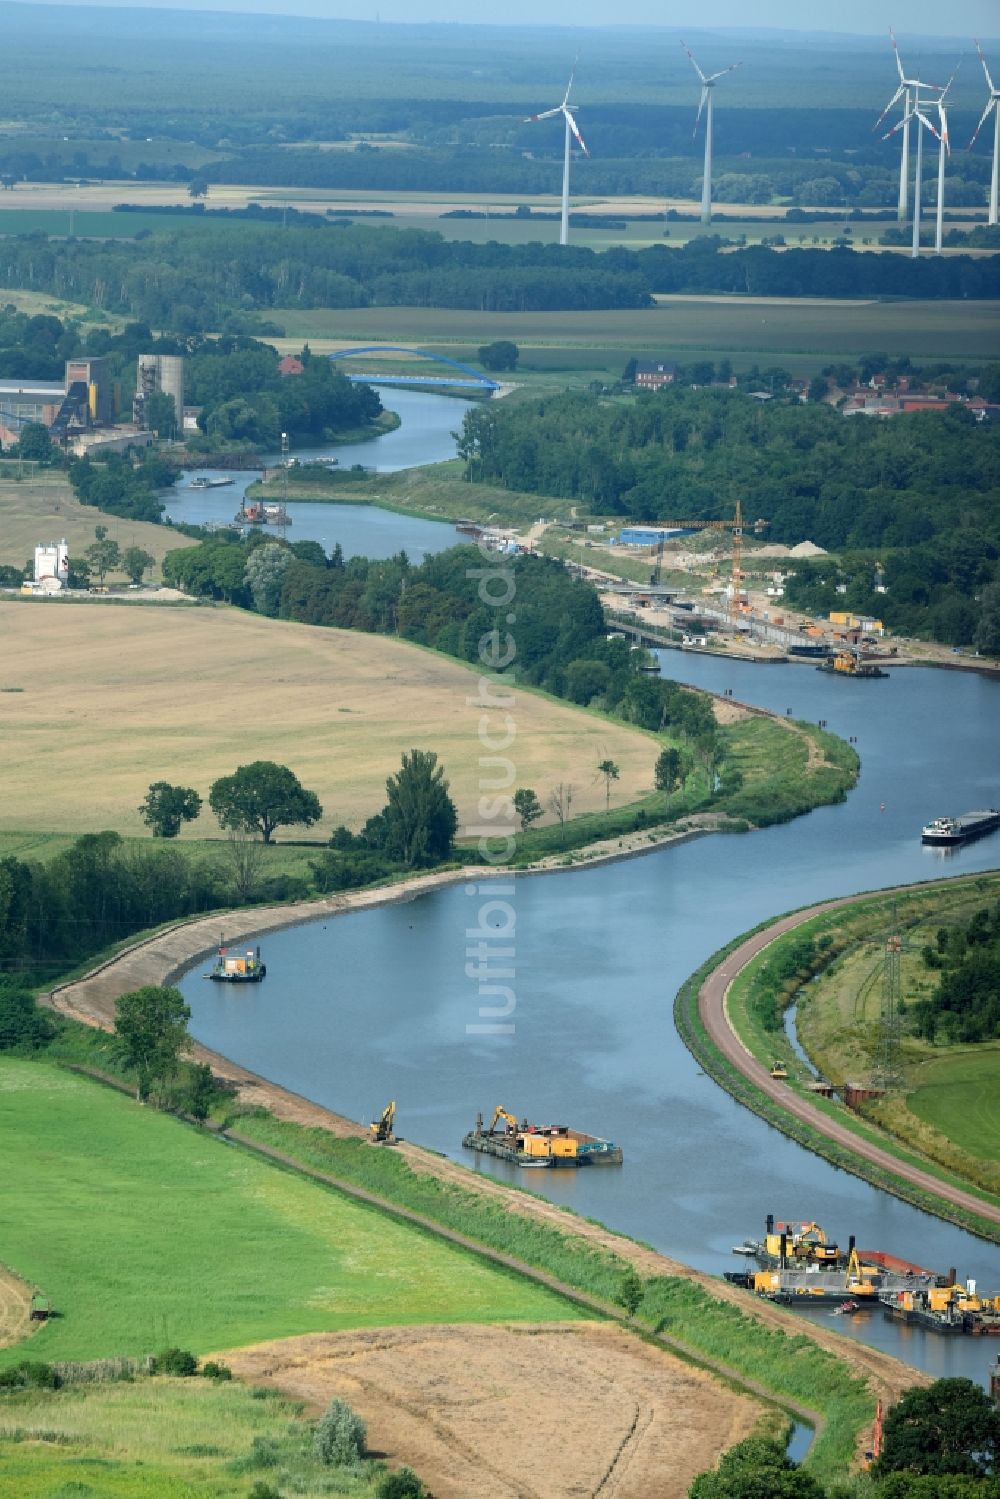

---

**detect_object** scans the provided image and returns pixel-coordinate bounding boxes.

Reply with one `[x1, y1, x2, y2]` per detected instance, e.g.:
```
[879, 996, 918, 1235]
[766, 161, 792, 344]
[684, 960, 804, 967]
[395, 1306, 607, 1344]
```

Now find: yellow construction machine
[488, 1106, 520, 1137]
[369, 1100, 397, 1144]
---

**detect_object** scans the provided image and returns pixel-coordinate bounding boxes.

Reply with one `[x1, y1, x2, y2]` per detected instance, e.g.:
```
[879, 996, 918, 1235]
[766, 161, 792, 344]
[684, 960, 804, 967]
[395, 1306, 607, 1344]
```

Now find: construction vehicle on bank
[369, 1100, 397, 1145]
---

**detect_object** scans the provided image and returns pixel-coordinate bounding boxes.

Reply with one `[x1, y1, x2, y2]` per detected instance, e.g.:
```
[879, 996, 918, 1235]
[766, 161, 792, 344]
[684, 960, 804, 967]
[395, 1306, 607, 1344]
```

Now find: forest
[0, 226, 995, 335]
[458, 384, 1000, 646]
[917, 903, 1000, 1044]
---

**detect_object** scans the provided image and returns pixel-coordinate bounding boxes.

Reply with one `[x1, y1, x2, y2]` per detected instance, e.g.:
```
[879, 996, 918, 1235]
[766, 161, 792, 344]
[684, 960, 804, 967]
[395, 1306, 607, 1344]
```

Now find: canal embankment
[676, 879, 1000, 1243]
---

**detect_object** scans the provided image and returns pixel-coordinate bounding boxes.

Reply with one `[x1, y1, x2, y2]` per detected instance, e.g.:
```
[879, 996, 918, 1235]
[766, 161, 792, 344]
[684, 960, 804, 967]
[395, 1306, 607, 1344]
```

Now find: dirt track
[221, 1324, 763, 1499]
[697, 896, 1000, 1228]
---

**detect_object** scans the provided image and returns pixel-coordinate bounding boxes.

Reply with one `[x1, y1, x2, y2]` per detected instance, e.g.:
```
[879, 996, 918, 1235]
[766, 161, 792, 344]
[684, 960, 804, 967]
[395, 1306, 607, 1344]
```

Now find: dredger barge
[463, 1107, 622, 1168]
[727, 1214, 1000, 1329]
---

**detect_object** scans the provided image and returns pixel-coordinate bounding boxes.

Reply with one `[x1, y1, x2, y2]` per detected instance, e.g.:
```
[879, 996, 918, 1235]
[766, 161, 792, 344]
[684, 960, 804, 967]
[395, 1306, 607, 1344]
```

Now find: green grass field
[0, 1058, 575, 1366]
[906, 1045, 1000, 1163]
[272, 298, 1000, 377]
[0, 1377, 387, 1499]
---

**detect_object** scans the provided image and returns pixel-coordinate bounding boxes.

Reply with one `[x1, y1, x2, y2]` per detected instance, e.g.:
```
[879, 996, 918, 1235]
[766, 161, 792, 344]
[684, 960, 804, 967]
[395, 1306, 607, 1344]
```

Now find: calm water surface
[164, 387, 472, 560]
[181, 626, 1000, 1384]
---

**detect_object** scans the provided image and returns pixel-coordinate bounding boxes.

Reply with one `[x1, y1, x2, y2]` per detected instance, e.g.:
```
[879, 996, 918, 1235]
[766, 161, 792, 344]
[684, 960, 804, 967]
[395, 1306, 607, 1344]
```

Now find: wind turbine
[934, 74, 957, 255]
[681, 41, 741, 224]
[874, 29, 942, 223]
[884, 81, 943, 259]
[969, 42, 1000, 226]
[525, 64, 589, 247]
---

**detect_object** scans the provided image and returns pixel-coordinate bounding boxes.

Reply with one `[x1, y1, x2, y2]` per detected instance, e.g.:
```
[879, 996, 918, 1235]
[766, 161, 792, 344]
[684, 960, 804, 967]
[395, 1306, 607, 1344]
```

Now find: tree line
[458, 385, 1000, 647]
[918, 901, 1000, 1044]
[0, 225, 994, 335]
[163, 537, 723, 761]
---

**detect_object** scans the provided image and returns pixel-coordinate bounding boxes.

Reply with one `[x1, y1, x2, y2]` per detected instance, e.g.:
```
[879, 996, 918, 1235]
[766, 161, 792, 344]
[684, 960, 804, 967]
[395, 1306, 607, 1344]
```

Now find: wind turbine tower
[969, 42, 1000, 226]
[934, 76, 956, 255]
[525, 65, 589, 247]
[885, 84, 942, 259]
[875, 30, 941, 223]
[681, 41, 741, 225]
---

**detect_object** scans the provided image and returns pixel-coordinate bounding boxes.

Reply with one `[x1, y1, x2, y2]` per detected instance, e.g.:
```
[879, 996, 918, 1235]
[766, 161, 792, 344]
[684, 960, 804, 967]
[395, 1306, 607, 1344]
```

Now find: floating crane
[629, 500, 767, 622]
[369, 1100, 397, 1144]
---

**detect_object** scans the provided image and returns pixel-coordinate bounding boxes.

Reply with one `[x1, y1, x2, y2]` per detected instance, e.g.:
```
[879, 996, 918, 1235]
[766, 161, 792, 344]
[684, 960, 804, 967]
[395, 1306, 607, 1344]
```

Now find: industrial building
[22, 538, 70, 595]
[133, 354, 184, 433]
[0, 381, 66, 447]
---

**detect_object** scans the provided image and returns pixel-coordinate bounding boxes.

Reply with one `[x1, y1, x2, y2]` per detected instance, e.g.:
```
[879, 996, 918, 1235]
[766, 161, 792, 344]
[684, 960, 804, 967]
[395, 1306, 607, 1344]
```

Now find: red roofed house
[278, 355, 304, 377]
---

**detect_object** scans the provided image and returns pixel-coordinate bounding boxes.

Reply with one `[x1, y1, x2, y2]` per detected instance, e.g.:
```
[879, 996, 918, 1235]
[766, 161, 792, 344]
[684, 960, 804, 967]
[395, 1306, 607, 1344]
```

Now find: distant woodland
[459, 385, 1000, 646]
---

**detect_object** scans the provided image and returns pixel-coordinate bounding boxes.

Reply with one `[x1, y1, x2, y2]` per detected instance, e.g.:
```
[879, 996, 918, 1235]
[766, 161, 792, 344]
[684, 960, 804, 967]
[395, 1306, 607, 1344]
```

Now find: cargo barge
[463, 1107, 622, 1168]
[816, 649, 888, 679]
[189, 476, 235, 489]
[880, 1281, 1000, 1335]
[207, 944, 266, 983]
[921, 809, 1000, 847]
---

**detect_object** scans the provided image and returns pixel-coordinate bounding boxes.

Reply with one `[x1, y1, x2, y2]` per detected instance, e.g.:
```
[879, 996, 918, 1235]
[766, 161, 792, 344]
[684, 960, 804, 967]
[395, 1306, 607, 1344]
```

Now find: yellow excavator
[369, 1100, 397, 1145]
[488, 1106, 520, 1138]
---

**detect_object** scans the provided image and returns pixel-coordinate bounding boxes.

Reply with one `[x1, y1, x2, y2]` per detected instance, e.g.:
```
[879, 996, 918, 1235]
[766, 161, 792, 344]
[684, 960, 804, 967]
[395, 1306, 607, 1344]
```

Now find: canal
[164, 386, 473, 561]
[176, 508, 1000, 1387]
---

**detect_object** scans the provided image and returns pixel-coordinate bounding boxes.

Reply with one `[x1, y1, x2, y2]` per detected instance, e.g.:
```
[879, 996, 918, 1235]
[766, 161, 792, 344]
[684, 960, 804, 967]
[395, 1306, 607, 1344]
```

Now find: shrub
[314, 1396, 367, 1467]
[201, 1361, 233, 1381]
[0, 1360, 60, 1390]
[377, 1468, 425, 1499]
[0, 987, 54, 1051]
[247, 1483, 283, 1499]
[151, 1347, 198, 1376]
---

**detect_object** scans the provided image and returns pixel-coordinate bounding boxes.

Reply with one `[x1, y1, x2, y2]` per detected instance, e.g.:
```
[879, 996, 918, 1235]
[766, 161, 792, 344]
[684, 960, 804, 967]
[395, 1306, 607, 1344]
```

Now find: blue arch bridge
[327, 346, 500, 392]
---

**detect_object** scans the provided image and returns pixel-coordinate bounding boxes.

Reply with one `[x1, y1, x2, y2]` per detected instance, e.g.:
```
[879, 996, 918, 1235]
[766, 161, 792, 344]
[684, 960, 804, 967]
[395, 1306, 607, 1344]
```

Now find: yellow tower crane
[631, 501, 767, 624]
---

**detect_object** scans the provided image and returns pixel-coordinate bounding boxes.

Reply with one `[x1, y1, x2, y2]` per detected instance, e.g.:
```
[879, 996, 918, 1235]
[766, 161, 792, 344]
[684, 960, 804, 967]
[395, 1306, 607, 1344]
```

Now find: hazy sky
[31, 0, 1000, 38]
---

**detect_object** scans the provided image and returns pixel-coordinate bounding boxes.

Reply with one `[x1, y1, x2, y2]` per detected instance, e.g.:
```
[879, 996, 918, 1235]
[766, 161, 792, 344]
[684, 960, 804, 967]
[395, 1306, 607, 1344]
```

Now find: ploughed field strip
[222, 1324, 764, 1499]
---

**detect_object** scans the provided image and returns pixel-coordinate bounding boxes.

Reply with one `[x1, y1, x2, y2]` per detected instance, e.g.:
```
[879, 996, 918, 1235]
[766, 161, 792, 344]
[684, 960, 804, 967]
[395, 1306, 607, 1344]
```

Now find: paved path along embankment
[697, 894, 1000, 1229]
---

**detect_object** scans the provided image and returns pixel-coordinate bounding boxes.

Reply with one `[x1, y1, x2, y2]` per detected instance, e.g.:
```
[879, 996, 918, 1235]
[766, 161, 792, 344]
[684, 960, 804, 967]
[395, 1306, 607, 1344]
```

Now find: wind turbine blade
[883, 113, 913, 141]
[525, 107, 562, 123]
[889, 27, 906, 84]
[914, 107, 942, 142]
[707, 62, 742, 82]
[562, 58, 578, 108]
[977, 40, 996, 95]
[680, 40, 707, 84]
[693, 86, 708, 137]
[873, 84, 905, 132]
[967, 96, 996, 149]
[564, 107, 590, 157]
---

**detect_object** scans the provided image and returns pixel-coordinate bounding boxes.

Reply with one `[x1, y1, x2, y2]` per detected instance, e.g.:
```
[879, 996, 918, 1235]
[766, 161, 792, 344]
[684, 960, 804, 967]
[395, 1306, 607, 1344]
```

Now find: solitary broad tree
[513, 788, 543, 831]
[114, 985, 191, 1102]
[14, 422, 54, 463]
[244, 542, 293, 616]
[138, 781, 202, 838]
[596, 758, 620, 812]
[209, 761, 322, 844]
[478, 340, 519, 373]
[85, 537, 120, 584]
[121, 546, 155, 586]
[376, 750, 457, 868]
[690, 1437, 824, 1499]
[654, 747, 684, 794]
[874, 1378, 1000, 1479]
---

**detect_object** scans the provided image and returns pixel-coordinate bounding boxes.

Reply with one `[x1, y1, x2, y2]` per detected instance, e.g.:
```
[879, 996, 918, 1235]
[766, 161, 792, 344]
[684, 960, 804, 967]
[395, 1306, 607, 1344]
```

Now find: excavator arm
[489, 1106, 520, 1136]
[370, 1100, 396, 1142]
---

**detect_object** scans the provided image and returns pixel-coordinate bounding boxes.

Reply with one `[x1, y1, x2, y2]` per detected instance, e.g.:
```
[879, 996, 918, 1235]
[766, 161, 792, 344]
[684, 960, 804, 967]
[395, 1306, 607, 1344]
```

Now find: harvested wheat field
[224, 1323, 764, 1499]
[0, 477, 195, 574]
[0, 1264, 33, 1349]
[0, 601, 657, 835]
